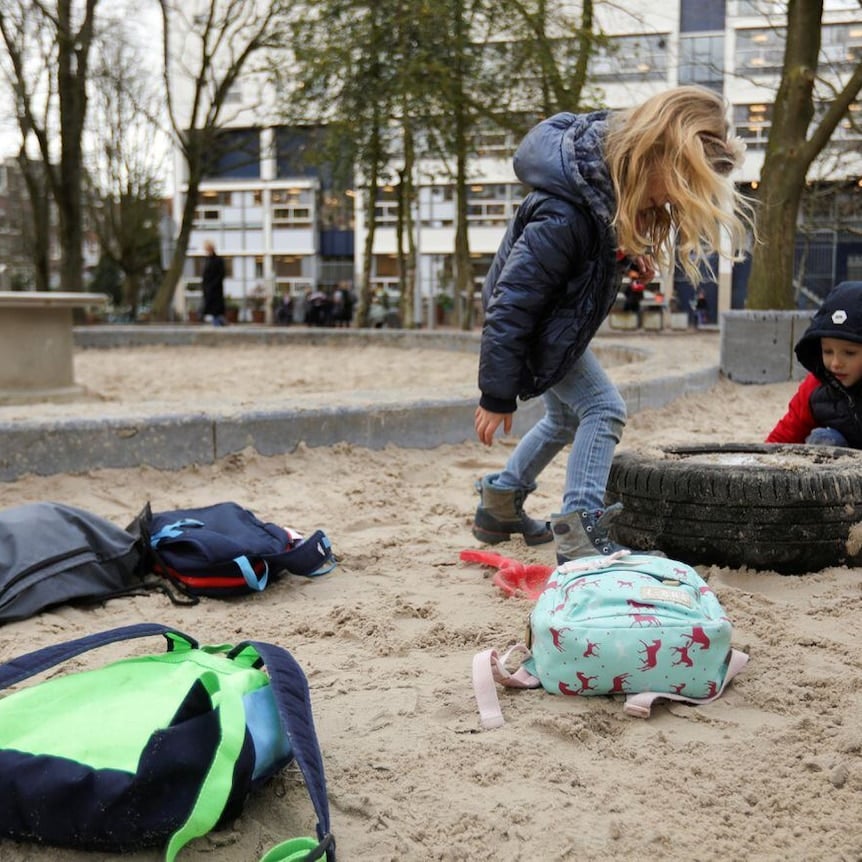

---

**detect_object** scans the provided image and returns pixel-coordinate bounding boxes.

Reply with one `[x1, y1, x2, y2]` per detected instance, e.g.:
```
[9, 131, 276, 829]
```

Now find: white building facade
[170, 0, 862, 324]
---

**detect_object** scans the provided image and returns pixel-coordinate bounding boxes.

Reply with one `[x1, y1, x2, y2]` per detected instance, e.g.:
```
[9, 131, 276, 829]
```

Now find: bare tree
[0, 0, 99, 293]
[426, 0, 601, 329]
[747, 0, 862, 309]
[15, 152, 53, 292]
[86, 25, 167, 317]
[151, 0, 287, 320]
[280, 0, 404, 327]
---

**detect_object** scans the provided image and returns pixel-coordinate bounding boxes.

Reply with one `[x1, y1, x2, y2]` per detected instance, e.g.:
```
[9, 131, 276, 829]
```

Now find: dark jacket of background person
[478, 112, 620, 414]
[766, 281, 862, 447]
[201, 248, 226, 318]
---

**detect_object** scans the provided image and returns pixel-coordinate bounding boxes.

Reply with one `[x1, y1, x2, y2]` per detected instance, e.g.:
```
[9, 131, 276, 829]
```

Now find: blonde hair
[605, 85, 755, 286]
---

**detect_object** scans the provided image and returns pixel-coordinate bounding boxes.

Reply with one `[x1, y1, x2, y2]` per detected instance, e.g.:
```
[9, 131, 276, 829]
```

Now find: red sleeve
[765, 374, 819, 443]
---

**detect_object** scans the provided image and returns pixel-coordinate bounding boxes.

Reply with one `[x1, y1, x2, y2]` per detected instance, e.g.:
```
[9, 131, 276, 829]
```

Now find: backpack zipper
[0, 546, 94, 599]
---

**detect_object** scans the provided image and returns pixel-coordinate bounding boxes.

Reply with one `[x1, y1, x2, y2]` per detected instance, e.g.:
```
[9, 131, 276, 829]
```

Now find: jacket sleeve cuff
[479, 393, 518, 414]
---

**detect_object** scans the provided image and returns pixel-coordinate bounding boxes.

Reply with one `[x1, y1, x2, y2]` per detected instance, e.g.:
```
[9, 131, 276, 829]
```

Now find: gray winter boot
[551, 504, 630, 565]
[472, 475, 552, 546]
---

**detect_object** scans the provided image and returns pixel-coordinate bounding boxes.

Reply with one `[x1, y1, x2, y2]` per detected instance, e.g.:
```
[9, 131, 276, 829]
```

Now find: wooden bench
[0, 291, 108, 403]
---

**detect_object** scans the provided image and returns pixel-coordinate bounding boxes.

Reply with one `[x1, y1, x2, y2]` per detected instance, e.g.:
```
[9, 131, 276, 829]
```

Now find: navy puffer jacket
[478, 111, 620, 414]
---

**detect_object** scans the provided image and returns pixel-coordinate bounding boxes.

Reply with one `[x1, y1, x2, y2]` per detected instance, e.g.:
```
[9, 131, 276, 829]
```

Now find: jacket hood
[795, 281, 862, 374]
[512, 111, 615, 225]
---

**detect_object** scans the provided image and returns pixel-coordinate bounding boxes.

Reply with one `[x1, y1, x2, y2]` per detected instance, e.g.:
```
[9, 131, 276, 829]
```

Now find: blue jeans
[494, 347, 627, 514]
[806, 427, 848, 446]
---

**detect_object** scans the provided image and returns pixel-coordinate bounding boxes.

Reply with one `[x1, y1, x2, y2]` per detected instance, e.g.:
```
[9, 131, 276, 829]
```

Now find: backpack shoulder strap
[0, 622, 195, 690]
[246, 641, 335, 861]
[623, 648, 750, 718]
[471, 646, 750, 726]
[0, 626, 335, 862]
[472, 644, 540, 730]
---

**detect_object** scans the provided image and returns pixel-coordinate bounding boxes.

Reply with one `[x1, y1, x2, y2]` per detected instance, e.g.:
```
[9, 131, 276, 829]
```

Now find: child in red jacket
[766, 281, 862, 447]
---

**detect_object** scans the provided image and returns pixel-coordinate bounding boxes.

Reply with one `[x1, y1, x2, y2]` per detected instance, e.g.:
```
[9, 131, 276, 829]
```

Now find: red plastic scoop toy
[459, 549, 554, 600]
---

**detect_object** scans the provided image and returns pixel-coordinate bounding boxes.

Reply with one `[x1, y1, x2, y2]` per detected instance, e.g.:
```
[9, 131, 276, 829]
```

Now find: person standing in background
[201, 241, 227, 327]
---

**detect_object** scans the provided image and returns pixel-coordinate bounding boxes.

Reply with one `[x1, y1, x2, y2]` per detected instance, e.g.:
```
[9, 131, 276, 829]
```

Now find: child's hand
[629, 255, 656, 283]
[475, 407, 512, 446]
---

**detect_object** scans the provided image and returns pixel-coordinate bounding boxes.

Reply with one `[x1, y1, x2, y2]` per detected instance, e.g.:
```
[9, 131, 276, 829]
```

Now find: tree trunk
[123, 273, 141, 317]
[401, 124, 417, 329]
[746, 159, 805, 310]
[18, 154, 51, 293]
[152, 171, 201, 320]
[357, 174, 379, 328]
[746, 0, 821, 309]
[355, 109, 383, 328]
[55, 0, 95, 293]
[454, 144, 473, 330]
[451, 2, 472, 330]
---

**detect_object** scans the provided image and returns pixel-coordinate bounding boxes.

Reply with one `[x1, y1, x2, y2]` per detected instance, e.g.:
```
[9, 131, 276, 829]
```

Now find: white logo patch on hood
[832, 309, 848, 324]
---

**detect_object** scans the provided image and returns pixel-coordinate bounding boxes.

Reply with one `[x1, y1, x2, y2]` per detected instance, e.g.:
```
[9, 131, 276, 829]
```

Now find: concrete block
[720, 310, 813, 384]
[670, 312, 690, 331]
[609, 311, 638, 330]
[641, 310, 664, 331]
[791, 311, 815, 380]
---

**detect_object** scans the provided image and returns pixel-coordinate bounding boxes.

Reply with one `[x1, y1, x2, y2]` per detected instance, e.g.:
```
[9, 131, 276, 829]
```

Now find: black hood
[795, 281, 862, 374]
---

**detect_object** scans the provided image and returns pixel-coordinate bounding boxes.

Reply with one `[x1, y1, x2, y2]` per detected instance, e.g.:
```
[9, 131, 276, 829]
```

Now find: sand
[1, 331, 860, 862]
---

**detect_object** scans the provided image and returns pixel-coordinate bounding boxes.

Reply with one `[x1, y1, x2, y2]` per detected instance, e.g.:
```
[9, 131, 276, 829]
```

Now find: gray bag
[0, 502, 149, 624]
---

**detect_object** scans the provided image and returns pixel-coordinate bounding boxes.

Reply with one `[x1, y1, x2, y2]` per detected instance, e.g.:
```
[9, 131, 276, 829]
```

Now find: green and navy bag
[0, 623, 335, 861]
[473, 552, 748, 724]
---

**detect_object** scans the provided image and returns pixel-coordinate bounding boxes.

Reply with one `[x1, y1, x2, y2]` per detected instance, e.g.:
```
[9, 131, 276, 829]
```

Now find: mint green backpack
[473, 552, 748, 724]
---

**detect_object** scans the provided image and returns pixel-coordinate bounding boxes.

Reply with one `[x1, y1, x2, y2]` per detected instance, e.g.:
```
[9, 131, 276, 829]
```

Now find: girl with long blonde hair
[472, 85, 754, 563]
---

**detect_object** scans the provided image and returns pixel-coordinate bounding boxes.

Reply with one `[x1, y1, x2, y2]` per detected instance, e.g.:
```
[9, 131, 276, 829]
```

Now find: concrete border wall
[0, 327, 719, 482]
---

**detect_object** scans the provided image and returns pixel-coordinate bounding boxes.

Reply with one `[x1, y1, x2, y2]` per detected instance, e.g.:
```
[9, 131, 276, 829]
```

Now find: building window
[271, 188, 314, 226]
[466, 183, 523, 226]
[193, 191, 234, 225]
[590, 33, 669, 81]
[730, 1, 784, 16]
[679, 34, 725, 89]
[374, 187, 399, 225]
[733, 103, 773, 148]
[735, 100, 860, 151]
[735, 27, 786, 74]
[202, 128, 261, 180]
[274, 126, 323, 180]
[273, 206, 312, 226]
[820, 23, 862, 69]
[274, 256, 302, 278]
[814, 99, 862, 147]
[472, 117, 532, 157]
[681, 0, 726, 32]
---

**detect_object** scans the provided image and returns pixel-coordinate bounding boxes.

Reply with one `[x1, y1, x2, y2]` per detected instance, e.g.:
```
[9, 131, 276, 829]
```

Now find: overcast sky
[0, 3, 164, 162]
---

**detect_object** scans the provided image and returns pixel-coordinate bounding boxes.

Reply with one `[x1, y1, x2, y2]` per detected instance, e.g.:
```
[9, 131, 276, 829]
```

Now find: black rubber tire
[605, 443, 862, 574]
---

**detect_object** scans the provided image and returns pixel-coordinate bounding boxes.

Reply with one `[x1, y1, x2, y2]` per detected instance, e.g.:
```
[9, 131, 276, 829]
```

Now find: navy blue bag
[138, 503, 337, 598]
